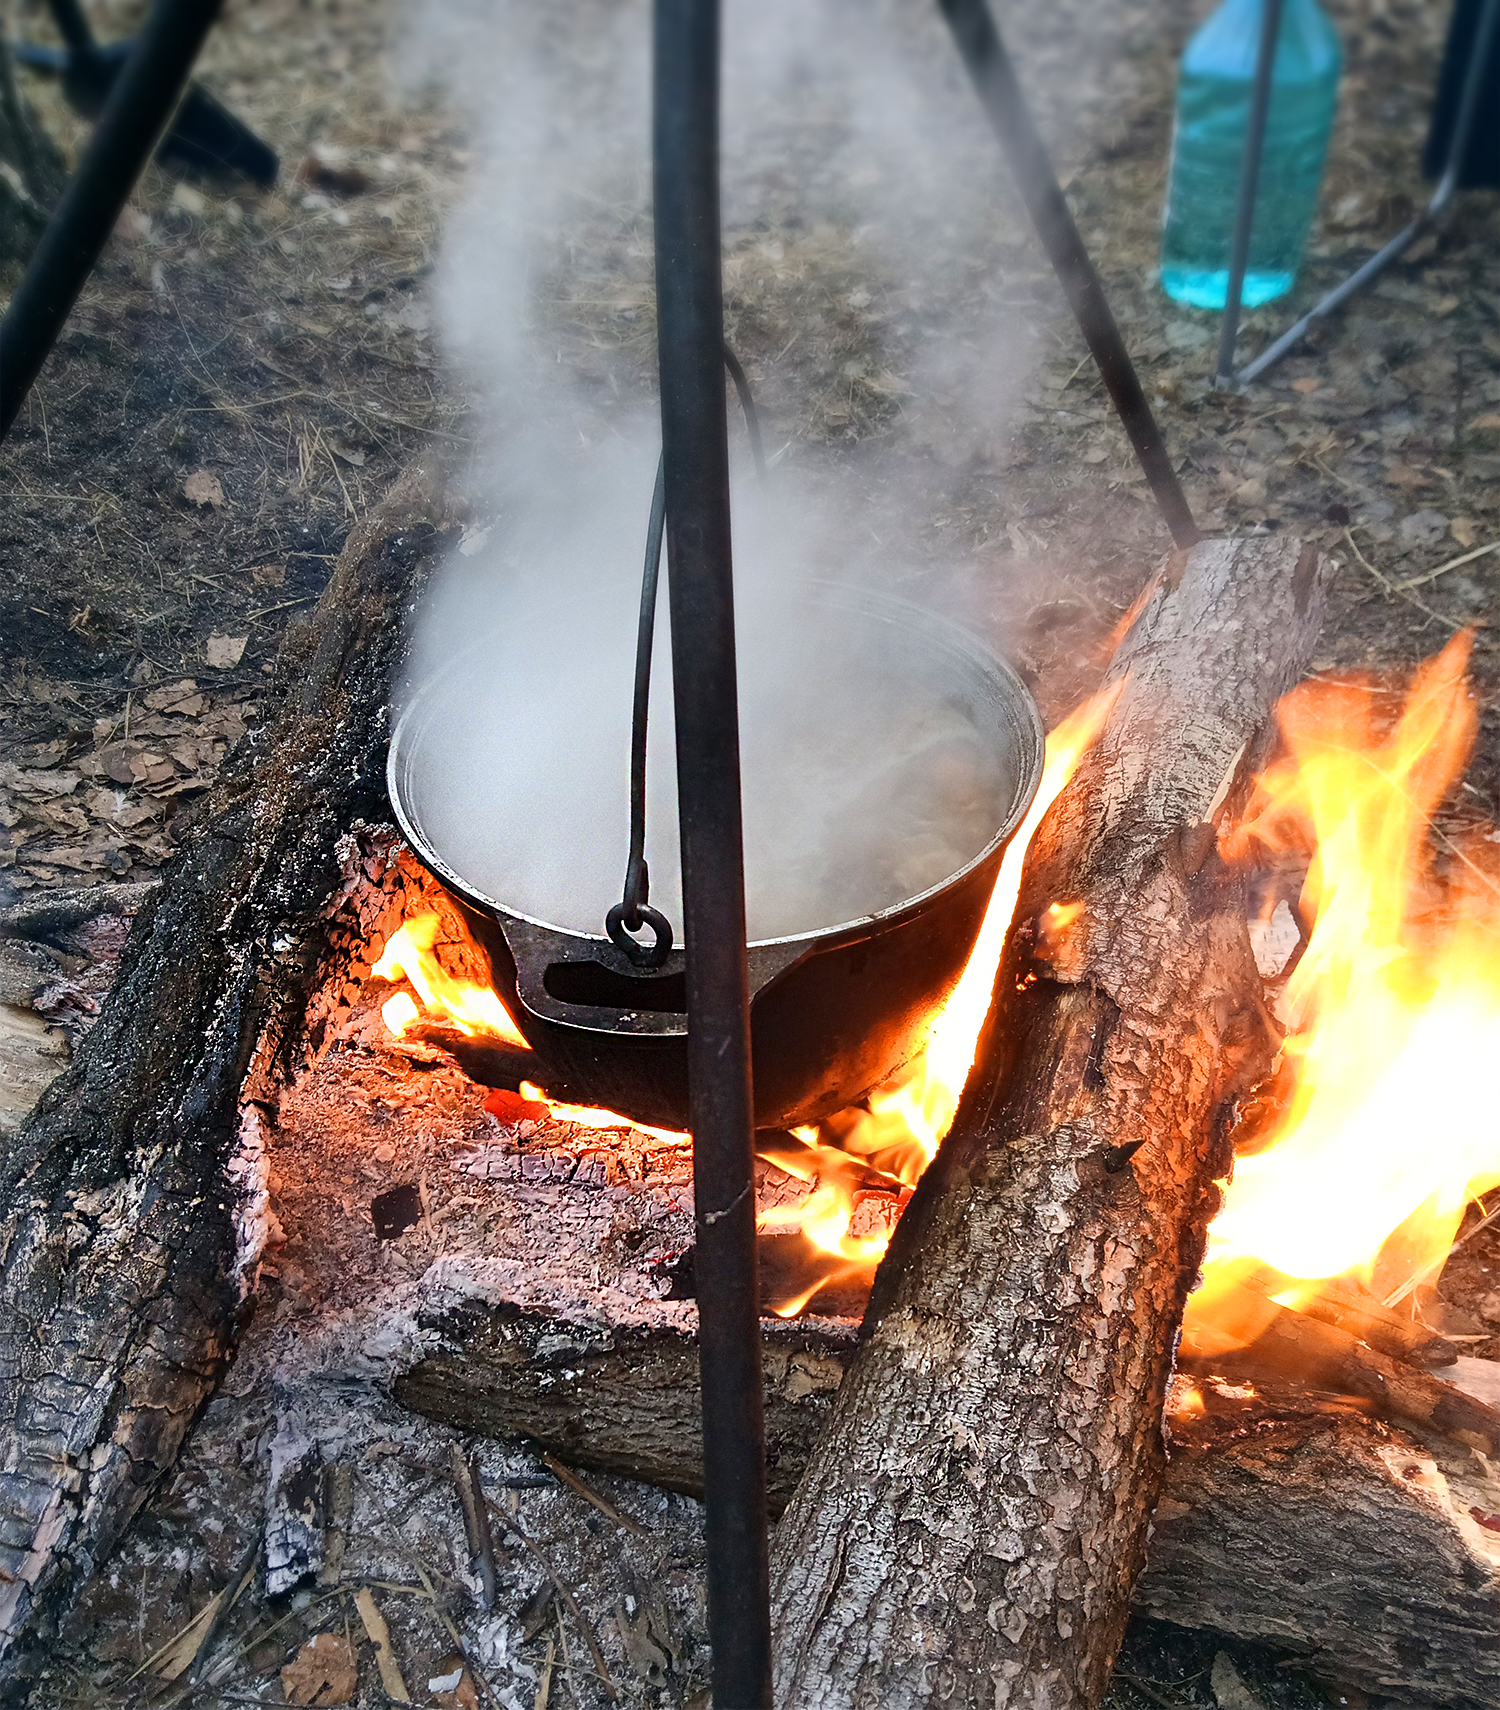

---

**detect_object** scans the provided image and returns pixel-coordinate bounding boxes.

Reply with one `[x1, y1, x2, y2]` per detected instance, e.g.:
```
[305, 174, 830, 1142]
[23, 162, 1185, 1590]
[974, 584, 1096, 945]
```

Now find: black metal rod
[1237, 0, 1500, 385]
[0, 0, 223, 443]
[937, 0, 1201, 549]
[1216, 0, 1285, 386]
[722, 341, 768, 479]
[652, 4, 772, 1707]
[49, 0, 97, 54]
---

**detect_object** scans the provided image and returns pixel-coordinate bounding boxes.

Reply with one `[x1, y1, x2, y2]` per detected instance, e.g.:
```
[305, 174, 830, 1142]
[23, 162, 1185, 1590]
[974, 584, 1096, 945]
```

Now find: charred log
[1182, 1291, 1500, 1455]
[392, 1268, 1500, 1710]
[768, 536, 1334, 1709]
[1142, 1385, 1500, 1710]
[0, 463, 459, 1684]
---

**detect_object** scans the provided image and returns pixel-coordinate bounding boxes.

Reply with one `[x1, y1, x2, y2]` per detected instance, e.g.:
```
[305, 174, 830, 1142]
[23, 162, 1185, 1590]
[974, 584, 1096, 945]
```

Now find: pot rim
[387, 579, 1046, 952]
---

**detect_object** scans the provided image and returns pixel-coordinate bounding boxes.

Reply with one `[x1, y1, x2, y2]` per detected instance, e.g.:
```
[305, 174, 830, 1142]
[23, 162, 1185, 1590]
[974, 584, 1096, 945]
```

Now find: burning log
[251, 941, 1500, 1708]
[769, 535, 1334, 1709]
[1142, 1379, 1500, 1710]
[1181, 1290, 1500, 1454]
[389, 1261, 1500, 1708]
[0, 463, 459, 1684]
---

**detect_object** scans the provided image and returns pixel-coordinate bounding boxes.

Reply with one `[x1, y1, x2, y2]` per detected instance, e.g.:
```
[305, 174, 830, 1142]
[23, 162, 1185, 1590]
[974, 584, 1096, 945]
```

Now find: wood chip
[183, 469, 226, 509]
[532, 1637, 555, 1710]
[143, 1590, 226, 1683]
[354, 1586, 410, 1703]
[206, 634, 249, 670]
[281, 1631, 358, 1705]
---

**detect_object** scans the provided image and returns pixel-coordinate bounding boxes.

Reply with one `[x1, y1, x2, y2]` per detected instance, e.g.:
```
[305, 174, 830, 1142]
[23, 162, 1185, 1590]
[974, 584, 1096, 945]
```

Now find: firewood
[389, 1260, 1500, 1709]
[768, 535, 1334, 1709]
[1183, 1291, 1500, 1455]
[250, 993, 1500, 1707]
[1252, 1271, 1458, 1368]
[0, 463, 459, 1686]
[1142, 1381, 1500, 1710]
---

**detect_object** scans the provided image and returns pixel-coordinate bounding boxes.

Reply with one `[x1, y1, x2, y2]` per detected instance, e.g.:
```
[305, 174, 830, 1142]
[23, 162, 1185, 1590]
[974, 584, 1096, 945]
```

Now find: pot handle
[497, 913, 809, 1037]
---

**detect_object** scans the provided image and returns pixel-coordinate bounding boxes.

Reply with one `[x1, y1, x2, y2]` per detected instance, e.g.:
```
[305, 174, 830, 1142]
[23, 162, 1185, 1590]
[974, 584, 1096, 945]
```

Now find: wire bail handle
[605, 344, 766, 970]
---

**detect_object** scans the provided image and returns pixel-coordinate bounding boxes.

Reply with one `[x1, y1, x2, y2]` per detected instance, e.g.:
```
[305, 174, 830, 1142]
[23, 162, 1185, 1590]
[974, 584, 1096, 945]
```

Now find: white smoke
[390, 0, 1066, 941]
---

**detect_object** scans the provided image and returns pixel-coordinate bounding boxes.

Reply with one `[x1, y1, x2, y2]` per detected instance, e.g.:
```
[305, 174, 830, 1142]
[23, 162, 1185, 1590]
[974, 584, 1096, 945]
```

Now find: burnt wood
[0, 463, 457, 1684]
[768, 535, 1334, 1709]
[390, 1270, 1500, 1709]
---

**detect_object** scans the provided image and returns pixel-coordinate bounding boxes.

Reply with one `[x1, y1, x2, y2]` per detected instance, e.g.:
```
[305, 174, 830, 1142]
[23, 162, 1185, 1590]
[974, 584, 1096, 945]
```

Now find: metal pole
[0, 0, 224, 443]
[1238, 0, 1500, 384]
[652, 4, 772, 1707]
[1216, 0, 1285, 386]
[48, 0, 97, 54]
[937, 0, 1201, 550]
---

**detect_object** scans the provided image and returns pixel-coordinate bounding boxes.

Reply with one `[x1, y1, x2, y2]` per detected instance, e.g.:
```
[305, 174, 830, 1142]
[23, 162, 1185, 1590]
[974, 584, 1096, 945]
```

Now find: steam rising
[394, 0, 1058, 943]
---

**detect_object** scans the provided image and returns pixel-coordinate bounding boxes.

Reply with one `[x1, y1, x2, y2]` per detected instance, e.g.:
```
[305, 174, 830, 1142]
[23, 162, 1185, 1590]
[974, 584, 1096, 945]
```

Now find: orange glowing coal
[372, 914, 530, 1048]
[1183, 631, 1500, 1357]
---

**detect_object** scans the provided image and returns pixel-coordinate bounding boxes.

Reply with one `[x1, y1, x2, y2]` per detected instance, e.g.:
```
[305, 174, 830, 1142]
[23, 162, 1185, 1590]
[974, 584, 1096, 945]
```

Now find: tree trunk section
[0, 463, 457, 1685]
[768, 536, 1332, 1710]
[390, 1271, 1500, 1710]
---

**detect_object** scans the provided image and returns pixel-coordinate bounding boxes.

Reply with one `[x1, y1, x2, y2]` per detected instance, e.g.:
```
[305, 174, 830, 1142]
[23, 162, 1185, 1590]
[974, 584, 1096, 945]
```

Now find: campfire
[1188, 629, 1500, 1359]
[362, 632, 1499, 1350]
[362, 686, 1119, 1316]
[9, 473, 1500, 1708]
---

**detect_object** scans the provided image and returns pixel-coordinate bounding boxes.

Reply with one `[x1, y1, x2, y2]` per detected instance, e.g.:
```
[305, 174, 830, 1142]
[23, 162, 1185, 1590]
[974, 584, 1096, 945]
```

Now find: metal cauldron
[387, 582, 1043, 1130]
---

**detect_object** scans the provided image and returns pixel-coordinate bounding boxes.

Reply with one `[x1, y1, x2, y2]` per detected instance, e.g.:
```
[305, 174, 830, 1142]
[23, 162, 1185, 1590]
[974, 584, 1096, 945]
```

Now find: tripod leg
[0, 0, 226, 441]
[936, 0, 1201, 550]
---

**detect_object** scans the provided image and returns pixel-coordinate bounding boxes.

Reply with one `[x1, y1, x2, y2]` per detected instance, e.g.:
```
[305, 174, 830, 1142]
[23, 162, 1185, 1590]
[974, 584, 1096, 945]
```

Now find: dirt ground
[2, 0, 1499, 1704]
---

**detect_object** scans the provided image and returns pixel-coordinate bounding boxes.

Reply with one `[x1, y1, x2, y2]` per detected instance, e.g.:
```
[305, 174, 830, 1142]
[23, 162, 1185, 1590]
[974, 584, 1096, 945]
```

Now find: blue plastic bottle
[1160, 0, 1342, 310]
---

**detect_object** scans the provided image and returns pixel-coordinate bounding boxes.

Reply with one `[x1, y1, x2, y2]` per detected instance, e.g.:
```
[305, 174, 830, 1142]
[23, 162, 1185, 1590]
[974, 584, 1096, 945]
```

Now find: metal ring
[605, 903, 674, 970]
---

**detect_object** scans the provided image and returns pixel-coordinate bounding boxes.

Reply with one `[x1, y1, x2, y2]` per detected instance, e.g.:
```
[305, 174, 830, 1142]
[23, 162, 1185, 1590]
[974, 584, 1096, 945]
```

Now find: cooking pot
[387, 581, 1043, 1130]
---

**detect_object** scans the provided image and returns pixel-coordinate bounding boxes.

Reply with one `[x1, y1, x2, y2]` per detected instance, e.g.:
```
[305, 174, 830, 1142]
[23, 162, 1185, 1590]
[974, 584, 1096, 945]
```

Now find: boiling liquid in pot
[403, 587, 1016, 942]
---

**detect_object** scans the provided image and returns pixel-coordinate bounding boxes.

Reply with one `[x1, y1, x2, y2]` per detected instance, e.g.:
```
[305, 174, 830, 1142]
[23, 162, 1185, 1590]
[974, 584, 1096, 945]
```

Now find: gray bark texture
[768, 536, 1333, 1710]
[391, 1279, 1500, 1709]
[1141, 1404, 1500, 1710]
[0, 463, 456, 1688]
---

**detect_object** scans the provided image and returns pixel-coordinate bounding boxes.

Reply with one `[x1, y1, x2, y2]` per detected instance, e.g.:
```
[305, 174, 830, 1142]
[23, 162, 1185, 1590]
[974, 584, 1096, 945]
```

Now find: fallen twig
[1393, 537, 1500, 592]
[450, 1444, 499, 1611]
[540, 1455, 652, 1540]
[1342, 528, 1462, 631]
[481, 1487, 618, 1702]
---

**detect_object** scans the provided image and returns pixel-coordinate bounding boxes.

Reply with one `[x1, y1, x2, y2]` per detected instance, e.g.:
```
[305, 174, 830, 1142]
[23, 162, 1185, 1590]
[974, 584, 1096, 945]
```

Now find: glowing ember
[516, 1082, 688, 1146]
[1184, 631, 1500, 1357]
[373, 913, 530, 1047]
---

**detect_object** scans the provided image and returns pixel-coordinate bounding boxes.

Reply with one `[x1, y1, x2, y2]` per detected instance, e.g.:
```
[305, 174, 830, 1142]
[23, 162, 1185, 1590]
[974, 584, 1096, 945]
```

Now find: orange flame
[372, 914, 530, 1047]
[1184, 631, 1500, 1356]
[516, 1082, 689, 1146]
[755, 683, 1121, 1313]
[372, 691, 1119, 1318]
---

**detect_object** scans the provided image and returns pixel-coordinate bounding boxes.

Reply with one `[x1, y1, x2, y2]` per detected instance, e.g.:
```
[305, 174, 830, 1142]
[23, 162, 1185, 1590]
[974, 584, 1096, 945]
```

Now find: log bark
[768, 536, 1333, 1709]
[0, 463, 458, 1685]
[390, 1276, 1500, 1709]
[1140, 1390, 1500, 1709]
